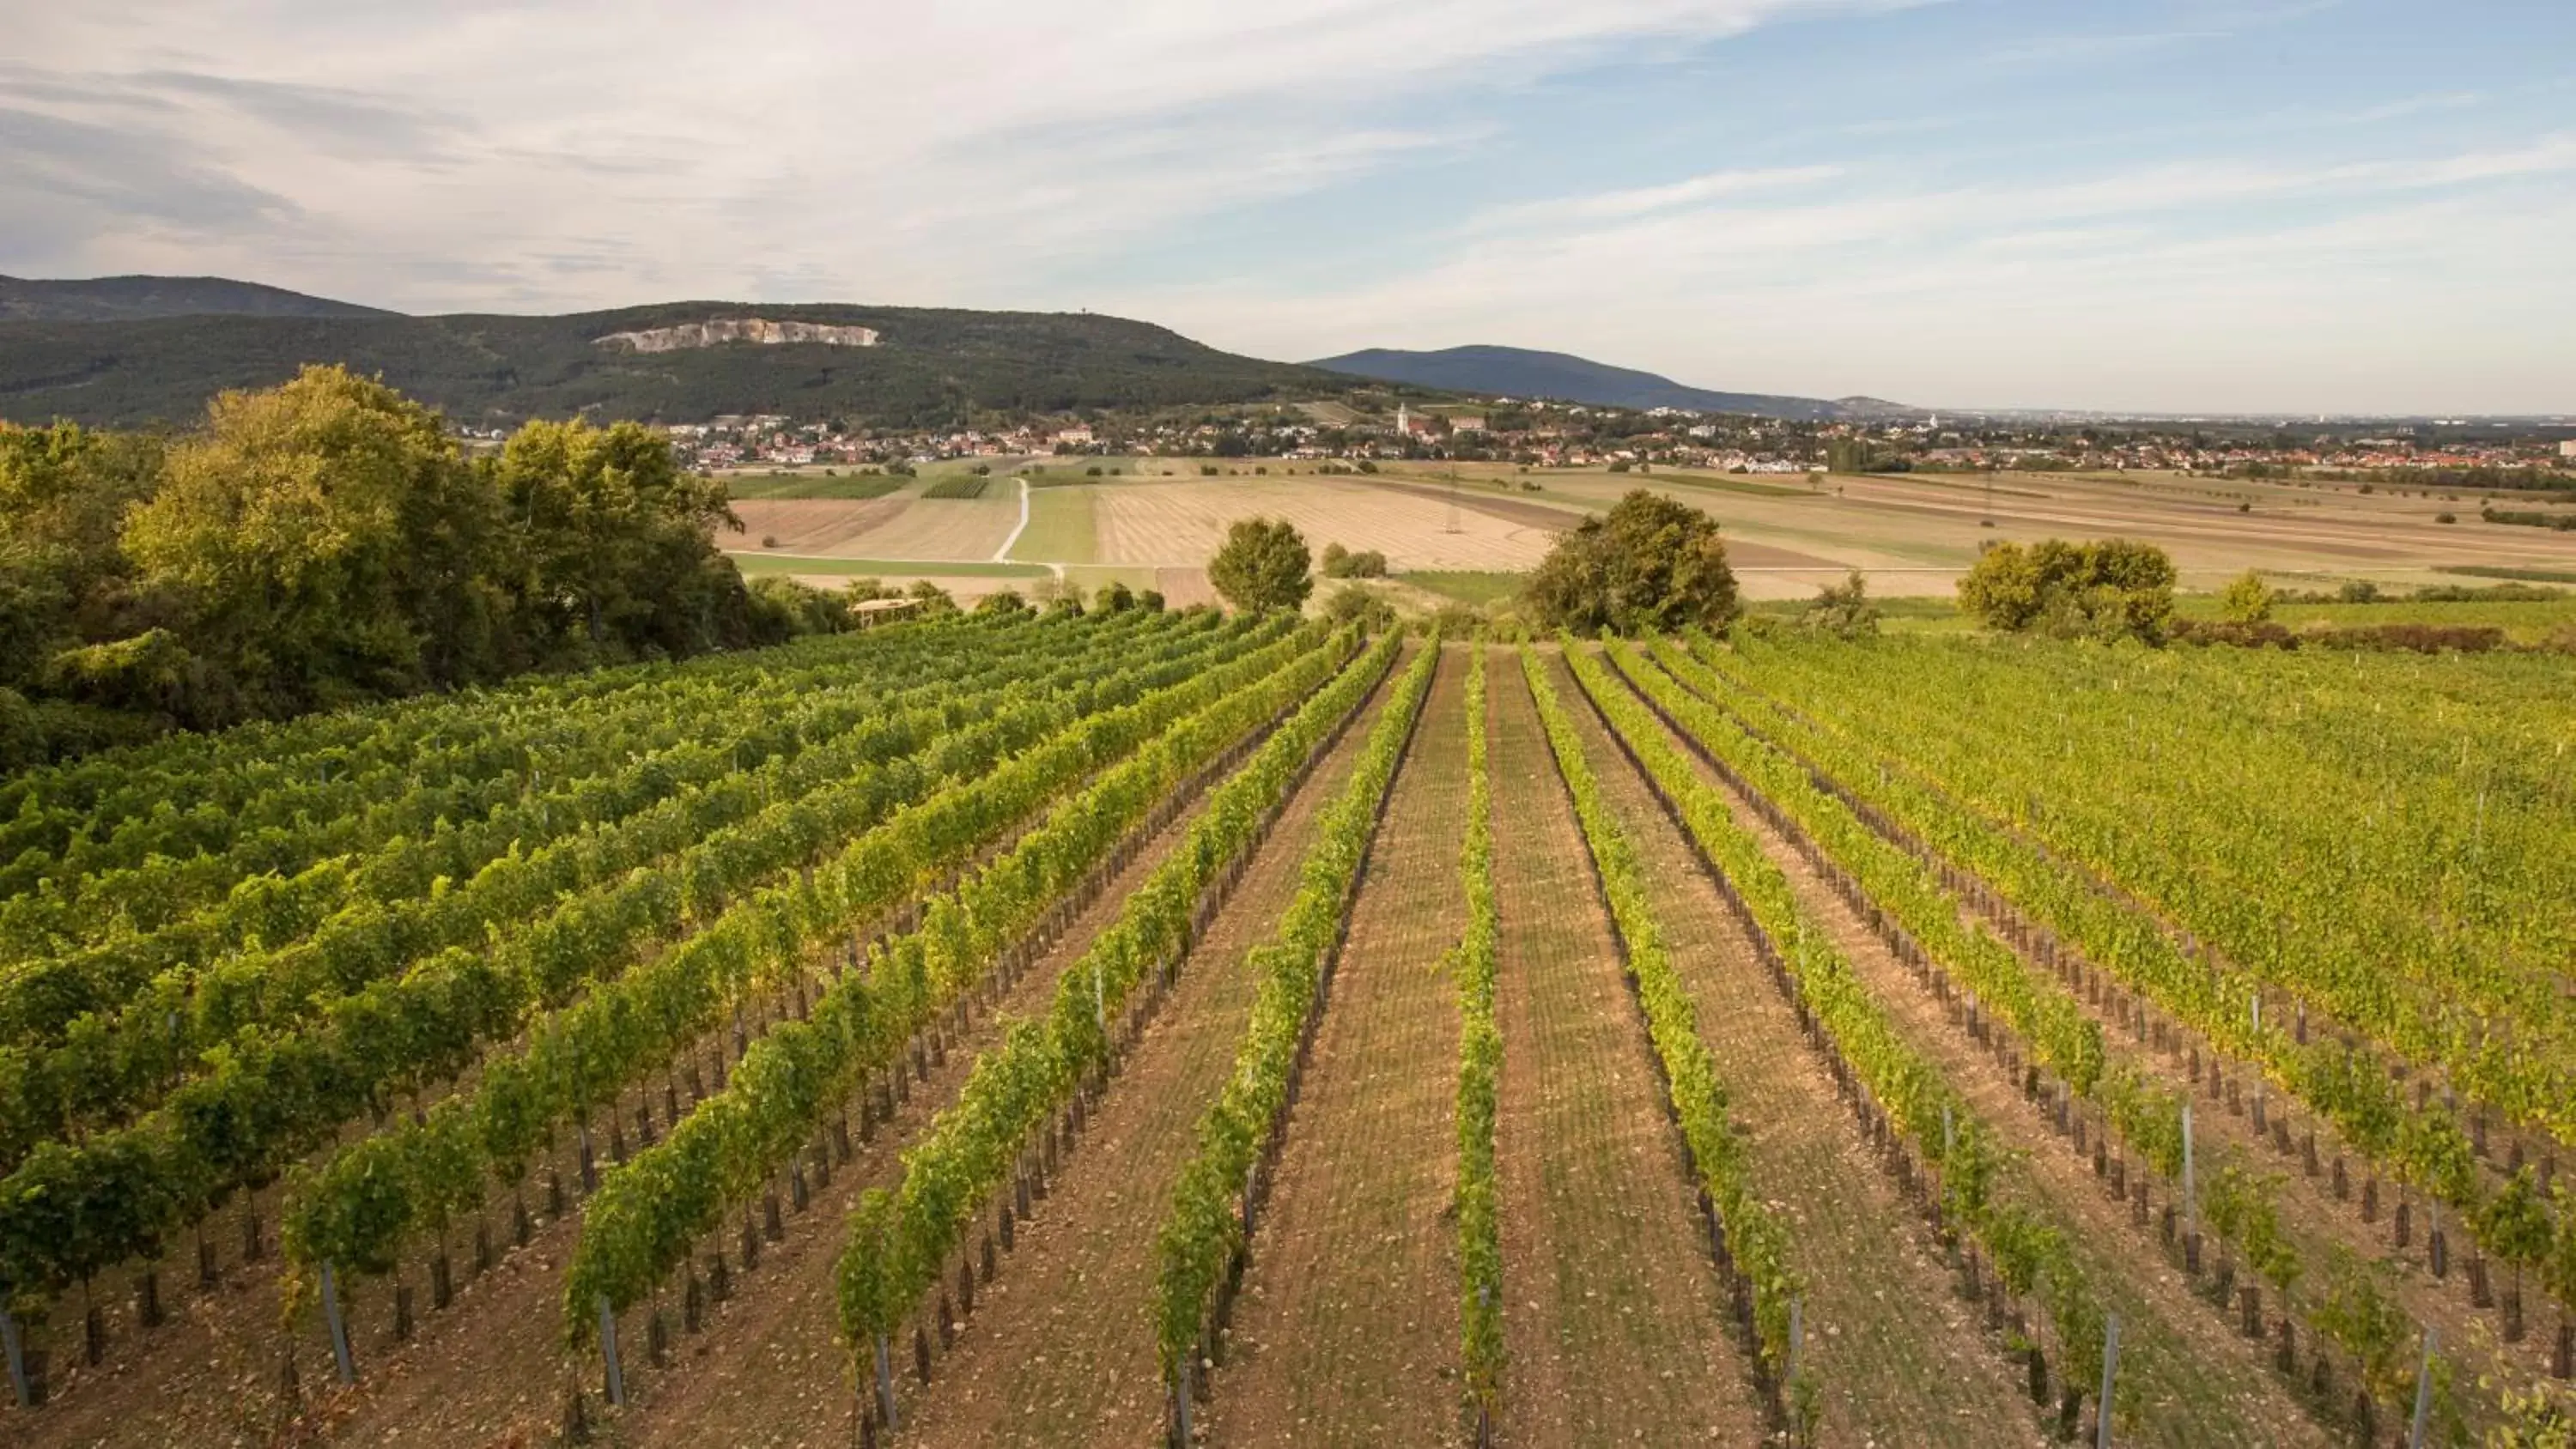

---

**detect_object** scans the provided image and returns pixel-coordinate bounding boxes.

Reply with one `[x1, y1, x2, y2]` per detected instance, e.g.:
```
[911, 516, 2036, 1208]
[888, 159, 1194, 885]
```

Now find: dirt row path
[614, 670, 1407, 1449]
[1594, 652, 2334, 1449]
[1199, 647, 1468, 1448]
[1541, 652, 2038, 1449]
[1480, 648, 1763, 1448]
[295, 718, 1236, 1449]
[891, 658, 1407, 1449]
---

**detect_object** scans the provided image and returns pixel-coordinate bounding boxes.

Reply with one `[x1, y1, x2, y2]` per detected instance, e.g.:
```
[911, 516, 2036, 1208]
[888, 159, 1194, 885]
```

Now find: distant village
[565, 396, 2576, 487]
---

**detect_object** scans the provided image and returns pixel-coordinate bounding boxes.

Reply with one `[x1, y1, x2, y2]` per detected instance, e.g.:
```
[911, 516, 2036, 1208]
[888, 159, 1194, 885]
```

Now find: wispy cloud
[1479, 165, 1842, 228]
[1984, 30, 2223, 65]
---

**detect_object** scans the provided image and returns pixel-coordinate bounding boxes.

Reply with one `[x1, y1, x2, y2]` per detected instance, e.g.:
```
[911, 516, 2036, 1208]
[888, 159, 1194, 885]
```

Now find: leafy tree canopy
[1956, 537, 2176, 643]
[0, 365, 810, 764]
[1208, 517, 1313, 614]
[1527, 488, 1739, 637]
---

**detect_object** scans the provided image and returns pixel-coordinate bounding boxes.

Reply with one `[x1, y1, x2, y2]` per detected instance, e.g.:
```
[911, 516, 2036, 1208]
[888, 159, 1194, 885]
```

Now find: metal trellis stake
[598, 1294, 625, 1406]
[321, 1261, 356, 1385]
[875, 1330, 899, 1429]
[2409, 1327, 2438, 1449]
[1, 1300, 28, 1408]
[2181, 1102, 2196, 1236]
[2096, 1314, 2121, 1449]
[1786, 1296, 1804, 1386]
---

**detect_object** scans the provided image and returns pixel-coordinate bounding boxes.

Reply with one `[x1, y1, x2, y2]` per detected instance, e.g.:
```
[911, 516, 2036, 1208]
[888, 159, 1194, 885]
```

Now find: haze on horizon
[4, 0, 2571, 417]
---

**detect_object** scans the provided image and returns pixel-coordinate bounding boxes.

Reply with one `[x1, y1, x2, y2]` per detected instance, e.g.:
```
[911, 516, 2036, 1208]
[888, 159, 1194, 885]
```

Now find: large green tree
[490, 416, 744, 662]
[1527, 488, 1739, 636]
[0, 422, 167, 761]
[118, 365, 509, 718]
[1208, 517, 1312, 614]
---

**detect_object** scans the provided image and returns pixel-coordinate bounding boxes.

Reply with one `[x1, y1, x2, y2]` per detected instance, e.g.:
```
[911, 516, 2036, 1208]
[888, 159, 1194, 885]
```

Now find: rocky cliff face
[593, 318, 881, 352]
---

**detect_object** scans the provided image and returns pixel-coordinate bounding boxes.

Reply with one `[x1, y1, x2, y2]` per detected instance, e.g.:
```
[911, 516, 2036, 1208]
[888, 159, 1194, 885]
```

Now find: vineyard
[1, 614, 2571, 1448]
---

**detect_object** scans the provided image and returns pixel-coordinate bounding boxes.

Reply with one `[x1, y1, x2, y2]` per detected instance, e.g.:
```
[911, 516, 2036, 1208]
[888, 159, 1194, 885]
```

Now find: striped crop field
[3, 614, 2569, 1449]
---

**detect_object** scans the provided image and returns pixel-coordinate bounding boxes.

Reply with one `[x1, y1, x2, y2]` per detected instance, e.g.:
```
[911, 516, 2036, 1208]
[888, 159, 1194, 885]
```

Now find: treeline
[0, 366, 814, 766]
[2482, 506, 2576, 532]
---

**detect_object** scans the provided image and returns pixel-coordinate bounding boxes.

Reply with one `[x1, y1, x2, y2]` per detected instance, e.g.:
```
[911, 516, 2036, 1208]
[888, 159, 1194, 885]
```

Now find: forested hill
[0, 298, 1348, 428]
[1308, 343, 1913, 421]
[0, 274, 393, 323]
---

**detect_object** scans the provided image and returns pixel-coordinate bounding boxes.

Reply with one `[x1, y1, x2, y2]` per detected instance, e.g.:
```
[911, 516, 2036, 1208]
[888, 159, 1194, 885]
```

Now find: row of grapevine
[0, 617, 998, 906]
[562, 623, 1375, 1325]
[1556, 640, 2112, 1428]
[1633, 640, 2506, 1430]
[1148, 640, 1437, 1431]
[1520, 647, 1801, 1396]
[283, 621, 1330, 1296]
[1661, 634, 2574, 1328]
[1696, 635, 2576, 1149]
[0, 613, 1068, 978]
[1454, 646, 1502, 1434]
[1618, 641, 2191, 1183]
[0, 618, 1181, 1160]
[833, 630, 1411, 1422]
[0, 618, 1277, 1303]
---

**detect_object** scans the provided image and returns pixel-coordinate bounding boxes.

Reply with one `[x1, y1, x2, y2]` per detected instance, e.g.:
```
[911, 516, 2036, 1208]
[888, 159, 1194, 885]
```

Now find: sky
[4, 0, 2573, 415]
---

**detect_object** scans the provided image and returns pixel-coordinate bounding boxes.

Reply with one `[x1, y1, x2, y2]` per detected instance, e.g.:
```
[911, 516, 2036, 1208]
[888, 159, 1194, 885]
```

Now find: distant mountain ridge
[0, 281, 1352, 428]
[0, 275, 393, 324]
[1307, 343, 1913, 421]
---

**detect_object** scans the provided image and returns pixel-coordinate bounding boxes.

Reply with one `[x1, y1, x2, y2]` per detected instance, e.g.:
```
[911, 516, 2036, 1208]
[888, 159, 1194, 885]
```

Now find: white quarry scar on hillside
[592, 318, 880, 351]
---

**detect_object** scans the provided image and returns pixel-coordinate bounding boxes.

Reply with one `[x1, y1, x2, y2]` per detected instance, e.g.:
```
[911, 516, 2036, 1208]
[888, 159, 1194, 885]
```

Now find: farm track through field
[1607, 658, 2332, 1449]
[1540, 652, 2038, 1449]
[891, 658, 1406, 1449]
[1199, 648, 1468, 1449]
[1485, 648, 1761, 1448]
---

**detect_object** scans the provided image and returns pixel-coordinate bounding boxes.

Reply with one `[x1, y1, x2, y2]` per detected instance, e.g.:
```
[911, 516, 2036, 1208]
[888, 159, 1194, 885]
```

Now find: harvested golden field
[725, 486, 1022, 562]
[1092, 476, 1557, 572]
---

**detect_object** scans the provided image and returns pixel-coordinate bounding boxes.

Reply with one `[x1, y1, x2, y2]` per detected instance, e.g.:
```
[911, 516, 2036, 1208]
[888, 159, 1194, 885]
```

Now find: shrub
[1957, 538, 2175, 643]
[2217, 569, 2275, 624]
[1319, 543, 1388, 579]
[1322, 584, 1395, 632]
[1802, 570, 1881, 639]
